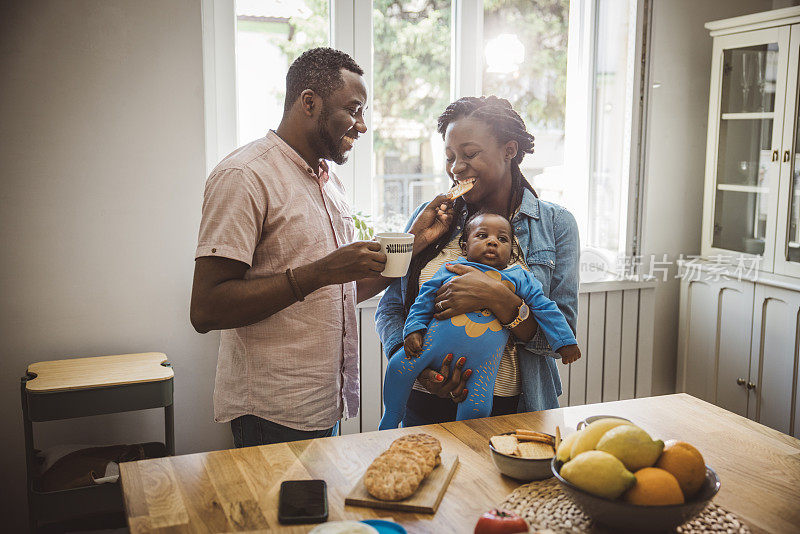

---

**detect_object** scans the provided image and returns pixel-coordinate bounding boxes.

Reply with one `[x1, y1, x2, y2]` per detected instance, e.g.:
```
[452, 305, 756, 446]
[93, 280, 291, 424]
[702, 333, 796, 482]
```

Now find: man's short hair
[284, 47, 364, 113]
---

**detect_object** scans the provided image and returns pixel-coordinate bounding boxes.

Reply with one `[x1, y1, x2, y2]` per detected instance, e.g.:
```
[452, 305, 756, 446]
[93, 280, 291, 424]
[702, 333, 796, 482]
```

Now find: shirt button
[343, 294, 347, 301]
[343, 329, 347, 337]
[211, 248, 216, 253]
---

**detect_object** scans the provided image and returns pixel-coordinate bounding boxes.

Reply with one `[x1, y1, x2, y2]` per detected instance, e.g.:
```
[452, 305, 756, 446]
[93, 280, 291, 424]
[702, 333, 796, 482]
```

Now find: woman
[375, 96, 580, 426]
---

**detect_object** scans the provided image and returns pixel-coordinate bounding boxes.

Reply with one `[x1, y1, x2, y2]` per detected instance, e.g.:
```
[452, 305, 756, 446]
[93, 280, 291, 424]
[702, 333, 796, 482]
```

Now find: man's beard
[316, 106, 348, 165]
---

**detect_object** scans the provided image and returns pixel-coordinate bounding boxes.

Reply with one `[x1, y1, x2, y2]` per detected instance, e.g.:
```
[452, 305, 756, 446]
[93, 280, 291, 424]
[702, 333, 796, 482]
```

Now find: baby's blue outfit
[378, 257, 577, 429]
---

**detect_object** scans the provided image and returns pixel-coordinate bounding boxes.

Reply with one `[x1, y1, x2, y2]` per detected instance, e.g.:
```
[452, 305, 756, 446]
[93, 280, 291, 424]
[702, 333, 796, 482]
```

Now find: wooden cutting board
[344, 453, 459, 514]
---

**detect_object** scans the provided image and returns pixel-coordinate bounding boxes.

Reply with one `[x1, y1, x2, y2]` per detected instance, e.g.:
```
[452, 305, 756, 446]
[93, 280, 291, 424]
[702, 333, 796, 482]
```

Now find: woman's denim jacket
[374, 188, 580, 412]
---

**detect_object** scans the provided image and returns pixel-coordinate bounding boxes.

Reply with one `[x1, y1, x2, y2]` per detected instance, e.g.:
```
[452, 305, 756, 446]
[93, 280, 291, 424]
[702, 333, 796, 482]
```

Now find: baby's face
[464, 214, 513, 269]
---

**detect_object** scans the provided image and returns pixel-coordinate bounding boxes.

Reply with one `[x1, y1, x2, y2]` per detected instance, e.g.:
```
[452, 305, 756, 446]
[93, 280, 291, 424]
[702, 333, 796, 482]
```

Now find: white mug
[375, 232, 415, 277]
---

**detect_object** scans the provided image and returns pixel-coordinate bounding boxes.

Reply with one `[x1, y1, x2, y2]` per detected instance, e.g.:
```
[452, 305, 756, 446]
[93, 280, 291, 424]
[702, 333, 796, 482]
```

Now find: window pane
[588, 0, 636, 253]
[372, 0, 452, 231]
[235, 0, 330, 145]
[483, 0, 570, 204]
[484, 0, 638, 257]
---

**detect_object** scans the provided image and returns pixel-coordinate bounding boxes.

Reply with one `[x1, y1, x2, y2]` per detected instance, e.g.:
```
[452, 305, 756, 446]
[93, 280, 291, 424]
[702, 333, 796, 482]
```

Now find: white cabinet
[677, 268, 800, 438]
[701, 8, 800, 275]
[748, 284, 800, 435]
[679, 7, 800, 439]
[677, 276, 754, 417]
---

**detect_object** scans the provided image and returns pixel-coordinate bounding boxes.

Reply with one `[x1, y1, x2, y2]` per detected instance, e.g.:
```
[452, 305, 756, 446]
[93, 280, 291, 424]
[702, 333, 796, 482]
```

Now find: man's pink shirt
[195, 131, 359, 430]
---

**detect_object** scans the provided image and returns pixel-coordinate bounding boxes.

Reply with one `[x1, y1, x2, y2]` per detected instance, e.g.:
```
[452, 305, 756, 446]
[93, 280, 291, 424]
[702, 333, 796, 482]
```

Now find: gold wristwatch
[503, 301, 530, 329]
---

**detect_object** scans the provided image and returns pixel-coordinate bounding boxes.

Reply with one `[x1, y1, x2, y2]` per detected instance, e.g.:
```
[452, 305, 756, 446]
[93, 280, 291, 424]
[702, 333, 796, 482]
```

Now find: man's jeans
[230, 414, 339, 448]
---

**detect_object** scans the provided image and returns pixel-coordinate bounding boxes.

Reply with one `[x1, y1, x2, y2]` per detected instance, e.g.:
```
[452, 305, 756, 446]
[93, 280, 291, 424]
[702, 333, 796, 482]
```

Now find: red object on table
[474, 509, 528, 534]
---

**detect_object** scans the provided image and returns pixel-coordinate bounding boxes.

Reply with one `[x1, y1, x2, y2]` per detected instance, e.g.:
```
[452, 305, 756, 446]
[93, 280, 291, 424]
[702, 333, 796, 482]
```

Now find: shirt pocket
[527, 248, 556, 271]
[525, 248, 556, 297]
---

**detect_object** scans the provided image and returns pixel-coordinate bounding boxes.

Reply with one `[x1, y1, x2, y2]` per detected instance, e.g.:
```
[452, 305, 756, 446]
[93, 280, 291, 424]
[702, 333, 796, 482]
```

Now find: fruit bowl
[551, 458, 721, 532]
[489, 433, 555, 481]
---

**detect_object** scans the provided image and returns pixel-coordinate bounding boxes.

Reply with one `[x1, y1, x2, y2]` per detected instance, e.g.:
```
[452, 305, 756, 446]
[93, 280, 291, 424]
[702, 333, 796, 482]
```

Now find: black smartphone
[277, 479, 328, 525]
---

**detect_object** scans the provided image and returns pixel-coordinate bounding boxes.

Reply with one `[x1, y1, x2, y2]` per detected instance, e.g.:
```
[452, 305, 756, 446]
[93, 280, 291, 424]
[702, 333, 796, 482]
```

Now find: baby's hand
[557, 344, 581, 365]
[404, 332, 424, 359]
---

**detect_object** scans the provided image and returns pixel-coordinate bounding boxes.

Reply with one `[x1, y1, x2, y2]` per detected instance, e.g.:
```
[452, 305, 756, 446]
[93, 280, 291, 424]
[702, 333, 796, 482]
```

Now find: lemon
[570, 418, 631, 458]
[556, 431, 580, 462]
[596, 425, 665, 471]
[560, 450, 636, 499]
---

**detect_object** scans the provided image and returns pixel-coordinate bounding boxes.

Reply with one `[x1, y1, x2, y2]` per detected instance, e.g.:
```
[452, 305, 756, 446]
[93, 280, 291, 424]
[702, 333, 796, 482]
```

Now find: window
[482, 0, 569, 207]
[209, 0, 646, 260]
[483, 0, 639, 258]
[235, 0, 330, 145]
[371, 0, 452, 231]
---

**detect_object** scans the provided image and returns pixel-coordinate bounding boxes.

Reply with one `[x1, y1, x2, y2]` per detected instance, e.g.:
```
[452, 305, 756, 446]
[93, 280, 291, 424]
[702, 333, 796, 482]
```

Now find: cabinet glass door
[774, 24, 800, 277]
[713, 43, 779, 256]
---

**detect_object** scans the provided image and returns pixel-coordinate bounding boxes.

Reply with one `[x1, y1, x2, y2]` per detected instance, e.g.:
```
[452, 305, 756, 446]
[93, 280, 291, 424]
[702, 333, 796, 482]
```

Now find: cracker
[517, 440, 555, 459]
[446, 179, 475, 199]
[490, 434, 519, 456]
[514, 433, 555, 445]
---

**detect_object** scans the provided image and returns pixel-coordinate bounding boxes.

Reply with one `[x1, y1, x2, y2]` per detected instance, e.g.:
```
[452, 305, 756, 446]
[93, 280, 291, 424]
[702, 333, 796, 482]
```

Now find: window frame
[202, 0, 651, 261]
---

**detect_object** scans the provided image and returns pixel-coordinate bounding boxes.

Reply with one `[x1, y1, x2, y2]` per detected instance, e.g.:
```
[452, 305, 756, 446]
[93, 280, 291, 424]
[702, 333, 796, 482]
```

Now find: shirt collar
[268, 130, 329, 185]
[517, 188, 540, 220]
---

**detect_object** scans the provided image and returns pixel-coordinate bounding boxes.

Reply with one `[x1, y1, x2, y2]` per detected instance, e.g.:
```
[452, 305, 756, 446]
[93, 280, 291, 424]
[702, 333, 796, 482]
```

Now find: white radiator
[341, 279, 655, 435]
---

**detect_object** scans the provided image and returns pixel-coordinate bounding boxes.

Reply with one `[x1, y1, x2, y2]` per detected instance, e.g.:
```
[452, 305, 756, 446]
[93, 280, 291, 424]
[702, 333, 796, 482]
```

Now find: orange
[623, 467, 684, 505]
[656, 440, 706, 498]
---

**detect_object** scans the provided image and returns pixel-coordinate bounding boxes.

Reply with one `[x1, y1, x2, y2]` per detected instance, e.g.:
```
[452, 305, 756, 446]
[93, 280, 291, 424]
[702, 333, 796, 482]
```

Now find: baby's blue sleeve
[403, 265, 452, 338]
[513, 268, 577, 351]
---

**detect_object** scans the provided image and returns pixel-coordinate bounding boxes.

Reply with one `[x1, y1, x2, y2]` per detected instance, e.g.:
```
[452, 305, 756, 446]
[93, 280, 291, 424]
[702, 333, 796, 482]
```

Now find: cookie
[364, 450, 424, 501]
[391, 433, 442, 456]
[389, 441, 437, 476]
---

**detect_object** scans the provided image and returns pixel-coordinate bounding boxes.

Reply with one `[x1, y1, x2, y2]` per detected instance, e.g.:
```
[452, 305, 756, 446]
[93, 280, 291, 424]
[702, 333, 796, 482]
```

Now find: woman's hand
[408, 193, 455, 255]
[417, 354, 472, 403]
[433, 263, 518, 323]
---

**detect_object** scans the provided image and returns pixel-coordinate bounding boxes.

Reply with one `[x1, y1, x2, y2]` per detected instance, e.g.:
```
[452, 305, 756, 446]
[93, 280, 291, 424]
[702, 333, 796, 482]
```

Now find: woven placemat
[498, 478, 750, 533]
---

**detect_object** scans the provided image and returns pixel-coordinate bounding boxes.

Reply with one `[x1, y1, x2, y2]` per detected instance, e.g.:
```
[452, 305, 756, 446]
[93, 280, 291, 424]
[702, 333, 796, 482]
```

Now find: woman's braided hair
[404, 95, 537, 313]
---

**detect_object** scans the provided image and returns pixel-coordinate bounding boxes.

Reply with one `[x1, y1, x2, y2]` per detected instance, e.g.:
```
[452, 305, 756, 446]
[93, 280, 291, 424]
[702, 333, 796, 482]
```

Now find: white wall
[641, 0, 776, 395]
[0, 1, 230, 530]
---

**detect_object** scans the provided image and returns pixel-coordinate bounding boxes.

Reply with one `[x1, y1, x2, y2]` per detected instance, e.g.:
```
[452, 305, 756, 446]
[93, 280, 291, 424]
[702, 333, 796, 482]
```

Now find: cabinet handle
[773, 150, 780, 161]
[746, 382, 757, 390]
[736, 378, 746, 386]
[784, 150, 791, 162]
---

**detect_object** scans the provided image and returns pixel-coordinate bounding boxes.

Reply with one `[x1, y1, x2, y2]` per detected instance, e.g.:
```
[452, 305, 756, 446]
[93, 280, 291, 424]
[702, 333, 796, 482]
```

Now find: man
[190, 48, 393, 447]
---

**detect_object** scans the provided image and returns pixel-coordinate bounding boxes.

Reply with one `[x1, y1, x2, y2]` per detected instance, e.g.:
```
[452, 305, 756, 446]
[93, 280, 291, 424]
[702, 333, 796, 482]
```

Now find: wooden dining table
[119, 393, 800, 533]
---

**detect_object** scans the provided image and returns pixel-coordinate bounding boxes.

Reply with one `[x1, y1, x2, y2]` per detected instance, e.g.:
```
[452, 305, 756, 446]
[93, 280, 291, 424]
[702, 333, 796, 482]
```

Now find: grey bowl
[489, 432, 555, 481]
[551, 458, 721, 532]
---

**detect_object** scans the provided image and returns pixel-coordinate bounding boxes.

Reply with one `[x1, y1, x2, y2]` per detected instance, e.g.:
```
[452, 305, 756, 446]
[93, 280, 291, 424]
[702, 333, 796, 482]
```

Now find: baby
[379, 212, 580, 429]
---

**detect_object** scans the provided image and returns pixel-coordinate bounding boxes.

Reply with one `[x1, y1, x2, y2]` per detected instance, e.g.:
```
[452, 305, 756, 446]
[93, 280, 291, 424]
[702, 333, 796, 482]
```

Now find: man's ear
[300, 89, 318, 117]
[504, 140, 518, 162]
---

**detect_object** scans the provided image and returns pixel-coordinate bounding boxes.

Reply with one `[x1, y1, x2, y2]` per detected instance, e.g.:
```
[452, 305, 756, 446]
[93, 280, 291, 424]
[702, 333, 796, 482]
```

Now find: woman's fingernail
[463, 388, 468, 396]
[445, 354, 453, 363]
[464, 370, 472, 379]
[435, 374, 444, 381]
[458, 357, 466, 366]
